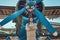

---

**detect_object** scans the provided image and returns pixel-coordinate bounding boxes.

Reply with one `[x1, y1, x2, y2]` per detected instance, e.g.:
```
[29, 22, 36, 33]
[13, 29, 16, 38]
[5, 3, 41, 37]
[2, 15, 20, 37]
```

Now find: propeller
[26, 0, 42, 6]
[0, 7, 26, 26]
[34, 8, 56, 34]
[36, 0, 42, 3]
[0, 0, 57, 36]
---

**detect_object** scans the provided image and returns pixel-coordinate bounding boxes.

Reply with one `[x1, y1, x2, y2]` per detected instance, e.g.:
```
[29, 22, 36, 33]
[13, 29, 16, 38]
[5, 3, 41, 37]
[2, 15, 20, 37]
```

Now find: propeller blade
[0, 7, 26, 26]
[34, 8, 56, 34]
[36, 0, 42, 3]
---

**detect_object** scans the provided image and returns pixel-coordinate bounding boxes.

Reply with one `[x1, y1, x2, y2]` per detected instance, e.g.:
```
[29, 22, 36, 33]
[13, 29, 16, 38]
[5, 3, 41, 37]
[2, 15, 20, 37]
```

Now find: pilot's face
[30, 18, 33, 22]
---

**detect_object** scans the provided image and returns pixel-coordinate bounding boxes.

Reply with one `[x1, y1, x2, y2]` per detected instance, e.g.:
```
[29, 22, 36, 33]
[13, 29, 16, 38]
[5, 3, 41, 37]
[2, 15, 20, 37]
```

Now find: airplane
[0, 0, 58, 40]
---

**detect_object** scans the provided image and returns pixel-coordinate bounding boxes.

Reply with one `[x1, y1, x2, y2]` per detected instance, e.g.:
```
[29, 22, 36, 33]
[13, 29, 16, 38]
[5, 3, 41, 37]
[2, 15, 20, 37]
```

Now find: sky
[0, 0, 60, 6]
[43, 0, 60, 6]
[0, 0, 60, 28]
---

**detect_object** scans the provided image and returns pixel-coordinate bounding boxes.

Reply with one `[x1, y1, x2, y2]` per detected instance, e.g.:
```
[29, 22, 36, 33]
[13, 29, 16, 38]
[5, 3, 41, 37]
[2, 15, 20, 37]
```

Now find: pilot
[25, 17, 37, 40]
